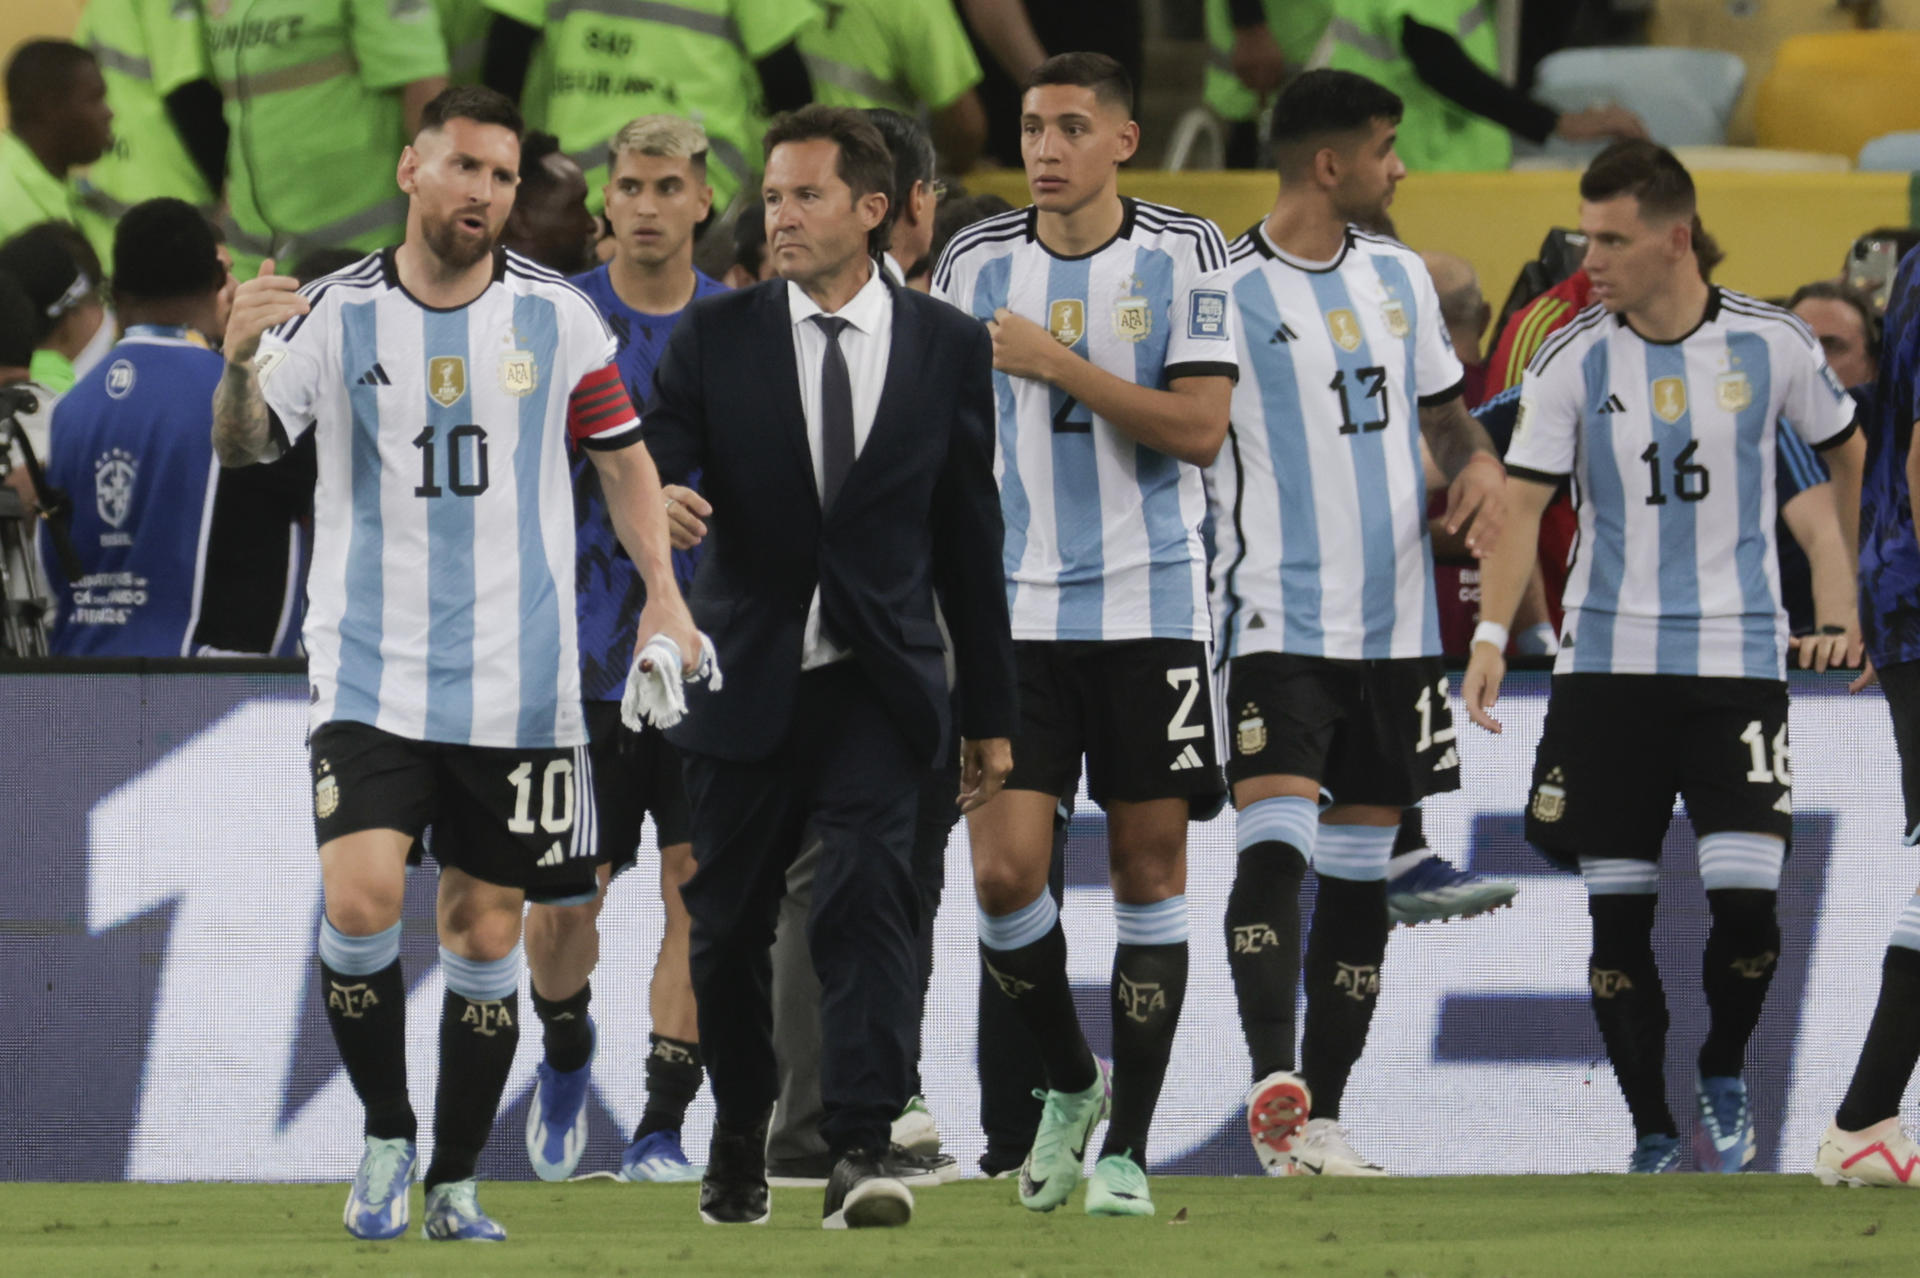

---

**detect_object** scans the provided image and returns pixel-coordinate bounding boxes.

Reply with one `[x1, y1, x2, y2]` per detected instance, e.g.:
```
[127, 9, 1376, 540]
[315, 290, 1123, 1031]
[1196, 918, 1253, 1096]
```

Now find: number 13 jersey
[255, 248, 641, 748]
[1207, 224, 1465, 663]
[1507, 288, 1855, 680]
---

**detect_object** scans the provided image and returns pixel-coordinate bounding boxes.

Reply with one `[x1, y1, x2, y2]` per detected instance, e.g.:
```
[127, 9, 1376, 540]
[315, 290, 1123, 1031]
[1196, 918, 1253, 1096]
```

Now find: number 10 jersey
[1206, 224, 1465, 663]
[255, 248, 641, 748]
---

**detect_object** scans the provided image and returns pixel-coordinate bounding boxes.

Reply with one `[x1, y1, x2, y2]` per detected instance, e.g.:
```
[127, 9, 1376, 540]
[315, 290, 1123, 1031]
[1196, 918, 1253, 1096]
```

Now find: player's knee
[973, 853, 1045, 916]
[523, 898, 601, 960]
[444, 905, 524, 963]
[324, 883, 404, 937]
[659, 841, 697, 891]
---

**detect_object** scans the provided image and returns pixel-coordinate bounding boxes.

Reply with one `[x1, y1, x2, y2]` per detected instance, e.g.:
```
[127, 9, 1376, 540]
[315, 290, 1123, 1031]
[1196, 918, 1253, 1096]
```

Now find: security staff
[1203, 0, 1330, 168]
[799, 0, 987, 172]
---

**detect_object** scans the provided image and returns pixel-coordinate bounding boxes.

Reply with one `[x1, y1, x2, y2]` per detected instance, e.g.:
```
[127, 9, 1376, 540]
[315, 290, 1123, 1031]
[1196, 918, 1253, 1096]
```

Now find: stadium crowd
[5, 0, 1920, 1243]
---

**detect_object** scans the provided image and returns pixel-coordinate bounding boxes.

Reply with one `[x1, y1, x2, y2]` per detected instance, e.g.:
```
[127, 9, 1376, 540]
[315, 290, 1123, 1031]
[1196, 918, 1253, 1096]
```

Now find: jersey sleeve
[1504, 341, 1584, 482]
[349, 0, 451, 91]
[1783, 334, 1860, 451]
[253, 301, 329, 453]
[900, 0, 984, 110]
[1775, 418, 1830, 505]
[1411, 258, 1466, 403]
[930, 242, 977, 318]
[732, 0, 821, 60]
[561, 294, 640, 450]
[1164, 225, 1239, 384]
[144, 0, 210, 96]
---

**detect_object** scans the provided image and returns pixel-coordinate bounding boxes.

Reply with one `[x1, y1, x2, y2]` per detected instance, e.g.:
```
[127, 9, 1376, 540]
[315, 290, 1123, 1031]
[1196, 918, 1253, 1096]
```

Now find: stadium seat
[1755, 31, 1920, 160]
[1529, 47, 1747, 157]
[1857, 132, 1920, 173]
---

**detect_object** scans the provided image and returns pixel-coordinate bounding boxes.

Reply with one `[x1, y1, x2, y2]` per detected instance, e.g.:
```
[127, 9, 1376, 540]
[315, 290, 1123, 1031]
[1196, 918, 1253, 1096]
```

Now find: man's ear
[859, 189, 890, 231]
[397, 144, 421, 195]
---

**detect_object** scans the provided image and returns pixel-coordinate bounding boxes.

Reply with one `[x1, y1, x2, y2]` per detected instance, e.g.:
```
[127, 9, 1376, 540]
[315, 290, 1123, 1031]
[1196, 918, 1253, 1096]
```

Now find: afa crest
[1651, 376, 1687, 424]
[1113, 295, 1152, 342]
[500, 350, 538, 397]
[1047, 299, 1086, 347]
[1381, 299, 1409, 339]
[315, 773, 340, 820]
[1715, 371, 1751, 412]
[1531, 766, 1566, 823]
[428, 356, 466, 408]
[1236, 703, 1267, 756]
[1325, 307, 1362, 352]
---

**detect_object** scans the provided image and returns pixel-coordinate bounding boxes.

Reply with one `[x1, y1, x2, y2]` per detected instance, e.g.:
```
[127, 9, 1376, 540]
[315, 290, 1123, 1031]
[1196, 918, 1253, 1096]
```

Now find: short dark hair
[0, 271, 42, 368]
[0, 223, 93, 323]
[1268, 69, 1404, 178]
[112, 199, 224, 301]
[931, 192, 1015, 267]
[731, 198, 768, 277]
[862, 108, 934, 253]
[762, 105, 895, 256]
[417, 84, 523, 139]
[1579, 140, 1695, 223]
[1789, 278, 1882, 359]
[4, 40, 97, 125]
[1691, 216, 1724, 281]
[1024, 51, 1133, 115]
[519, 130, 564, 194]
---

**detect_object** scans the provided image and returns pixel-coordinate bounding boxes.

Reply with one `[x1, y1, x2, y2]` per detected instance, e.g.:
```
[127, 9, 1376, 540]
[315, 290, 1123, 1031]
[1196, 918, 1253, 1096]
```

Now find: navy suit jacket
[640, 272, 1016, 765]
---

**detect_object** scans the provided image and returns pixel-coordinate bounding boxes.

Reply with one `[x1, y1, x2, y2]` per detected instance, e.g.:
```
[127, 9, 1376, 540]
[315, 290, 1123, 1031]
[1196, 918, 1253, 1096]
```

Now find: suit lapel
[759, 282, 819, 504]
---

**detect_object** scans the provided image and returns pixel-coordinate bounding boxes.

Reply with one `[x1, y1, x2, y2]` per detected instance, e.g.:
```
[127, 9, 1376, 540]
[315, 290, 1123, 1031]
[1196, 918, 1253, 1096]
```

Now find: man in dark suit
[640, 104, 1016, 1231]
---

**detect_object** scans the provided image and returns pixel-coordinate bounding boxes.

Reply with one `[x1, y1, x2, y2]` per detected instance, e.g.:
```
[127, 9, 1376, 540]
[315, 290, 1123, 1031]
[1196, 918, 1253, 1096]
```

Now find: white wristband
[1472, 621, 1510, 652]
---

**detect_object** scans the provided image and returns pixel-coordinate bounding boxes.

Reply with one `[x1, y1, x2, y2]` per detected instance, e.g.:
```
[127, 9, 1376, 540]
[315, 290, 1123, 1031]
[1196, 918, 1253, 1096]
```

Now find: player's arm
[1820, 425, 1865, 564]
[589, 440, 697, 658]
[1461, 475, 1556, 732]
[1782, 480, 1862, 672]
[212, 261, 309, 467]
[1419, 393, 1507, 556]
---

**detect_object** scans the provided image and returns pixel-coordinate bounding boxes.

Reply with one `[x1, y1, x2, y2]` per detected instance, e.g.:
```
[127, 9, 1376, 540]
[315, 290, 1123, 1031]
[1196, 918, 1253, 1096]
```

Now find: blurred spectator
[962, 0, 1142, 168]
[930, 191, 1014, 270]
[39, 198, 309, 657]
[0, 223, 108, 395]
[482, 0, 816, 219]
[716, 197, 775, 291]
[802, 0, 987, 173]
[503, 130, 597, 275]
[1420, 248, 1491, 406]
[73, 0, 225, 234]
[290, 247, 373, 288]
[1328, 0, 1644, 171]
[435, 0, 495, 86]
[862, 108, 940, 289]
[0, 272, 56, 517]
[201, 0, 449, 279]
[1790, 280, 1880, 392]
[1206, 0, 1331, 168]
[0, 41, 116, 264]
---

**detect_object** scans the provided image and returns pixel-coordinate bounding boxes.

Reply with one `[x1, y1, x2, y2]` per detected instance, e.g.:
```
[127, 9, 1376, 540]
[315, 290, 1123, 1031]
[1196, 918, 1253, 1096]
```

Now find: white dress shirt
[788, 266, 893, 669]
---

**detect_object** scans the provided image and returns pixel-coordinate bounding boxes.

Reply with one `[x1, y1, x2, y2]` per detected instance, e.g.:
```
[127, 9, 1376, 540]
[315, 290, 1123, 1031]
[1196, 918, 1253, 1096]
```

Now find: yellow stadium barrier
[962, 168, 1912, 303]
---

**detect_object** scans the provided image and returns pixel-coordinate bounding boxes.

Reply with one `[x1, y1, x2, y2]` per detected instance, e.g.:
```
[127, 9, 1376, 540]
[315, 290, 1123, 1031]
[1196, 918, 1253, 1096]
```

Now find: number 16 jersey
[1207, 224, 1464, 663]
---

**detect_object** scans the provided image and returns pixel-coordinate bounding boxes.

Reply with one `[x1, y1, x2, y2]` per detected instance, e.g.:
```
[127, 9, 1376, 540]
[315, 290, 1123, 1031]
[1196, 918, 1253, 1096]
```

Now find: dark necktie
[811, 314, 854, 511]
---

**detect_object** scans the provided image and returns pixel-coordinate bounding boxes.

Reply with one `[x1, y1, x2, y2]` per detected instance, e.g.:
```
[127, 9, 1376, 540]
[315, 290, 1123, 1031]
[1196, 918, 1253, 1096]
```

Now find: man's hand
[1445, 452, 1508, 558]
[1790, 623, 1864, 673]
[957, 736, 1013, 813]
[224, 259, 308, 365]
[664, 484, 710, 550]
[636, 593, 702, 678]
[1230, 23, 1287, 95]
[1555, 104, 1649, 143]
[1851, 655, 1880, 694]
[1462, 641, 1508, 734]
[987, 308, 1066, 383]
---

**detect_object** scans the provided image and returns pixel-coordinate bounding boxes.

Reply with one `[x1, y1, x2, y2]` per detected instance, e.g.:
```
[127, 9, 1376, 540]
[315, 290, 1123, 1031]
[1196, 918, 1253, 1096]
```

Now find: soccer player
[211, 85, 698, 1240]
[1206, 69, 1506, 1177]
[1465, 140, 1863, 1174]
[521, 113, 725, 1186]
[932, 51, 1238, 1217]
[1816, 246, 1920, 1189]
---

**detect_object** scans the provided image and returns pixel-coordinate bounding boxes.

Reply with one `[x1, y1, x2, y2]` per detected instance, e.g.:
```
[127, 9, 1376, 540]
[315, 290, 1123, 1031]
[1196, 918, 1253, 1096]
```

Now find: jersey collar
[1026, 195, 1138, 261]
[1615, 284, 1723, 345]
[1245, 220, 1354, 273]
[379, 245, 510, 312]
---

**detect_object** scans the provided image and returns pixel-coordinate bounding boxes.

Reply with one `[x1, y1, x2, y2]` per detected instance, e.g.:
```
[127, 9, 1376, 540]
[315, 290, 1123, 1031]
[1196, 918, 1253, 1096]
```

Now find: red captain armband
[568, 362, 641, 449]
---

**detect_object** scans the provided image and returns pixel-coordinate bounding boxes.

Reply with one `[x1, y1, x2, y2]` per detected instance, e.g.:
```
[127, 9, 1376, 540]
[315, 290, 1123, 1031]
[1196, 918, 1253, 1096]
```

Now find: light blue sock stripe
[1890, 895, 1920, 953]
[1579, 857, 1660, 895]
[1313, 825, 1396, 881]
[440, 943, 523, 1002]
[1236, 796, 1319, 858]
[1115, 896, 1188, 945]
[317, 918, 401, 976]
[978, 891, 1058, 952]
[1697, 832, 1786, 891]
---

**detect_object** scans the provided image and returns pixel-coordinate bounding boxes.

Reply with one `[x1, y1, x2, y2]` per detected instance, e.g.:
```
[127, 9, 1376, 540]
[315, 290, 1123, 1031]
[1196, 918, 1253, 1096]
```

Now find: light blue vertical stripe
[422, 307, 475, 742]
[513, 294, 564, 745]
[1047, 252, 1104, 637]
[336, 301, 385, 724]
[1643, 343, 1701, 676]
[1306, 269, 1396, 656]
[1369, 252, 1440, 655]
[973, 256, 1028, 616]
[1131, 246, 1192, 637]
[1726, 332, 1778, 680]
[1232, 269, 1322, 655]
[1572, 341, 1622, 672]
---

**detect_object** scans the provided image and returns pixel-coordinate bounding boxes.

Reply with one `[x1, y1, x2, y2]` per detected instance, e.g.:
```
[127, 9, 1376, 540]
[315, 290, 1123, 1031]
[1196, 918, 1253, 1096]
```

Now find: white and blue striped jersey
[931, 198, 1240, 642]
[1206, 224, 1465, 661]
[254, 248, 642, 748]
[1506, 287, 1857, 679]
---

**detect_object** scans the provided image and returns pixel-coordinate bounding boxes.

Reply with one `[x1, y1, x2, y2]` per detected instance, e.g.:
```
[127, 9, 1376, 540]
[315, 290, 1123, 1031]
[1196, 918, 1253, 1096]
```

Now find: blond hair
[608, 115, 710, 172]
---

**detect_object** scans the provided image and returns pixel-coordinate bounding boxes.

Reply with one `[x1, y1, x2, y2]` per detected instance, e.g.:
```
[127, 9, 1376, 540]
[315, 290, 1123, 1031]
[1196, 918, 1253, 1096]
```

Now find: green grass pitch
[4, 1176, 1914, 1277]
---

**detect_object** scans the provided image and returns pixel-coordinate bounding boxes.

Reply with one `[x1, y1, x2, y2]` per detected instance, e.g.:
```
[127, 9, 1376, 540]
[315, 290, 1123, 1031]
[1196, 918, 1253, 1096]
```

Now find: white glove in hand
[619, 632, 724, 731]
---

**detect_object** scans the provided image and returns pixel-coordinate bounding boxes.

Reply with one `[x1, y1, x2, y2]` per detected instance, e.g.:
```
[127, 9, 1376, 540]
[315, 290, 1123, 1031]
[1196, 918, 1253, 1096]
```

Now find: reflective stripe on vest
[548, 0, 738, 41]
[803, 53, 912, 111]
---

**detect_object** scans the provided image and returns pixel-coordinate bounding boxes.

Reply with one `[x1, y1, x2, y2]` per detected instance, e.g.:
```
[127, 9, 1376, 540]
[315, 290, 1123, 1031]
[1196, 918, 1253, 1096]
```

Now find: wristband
[1819, 624, 1846, 636]
[1472, 621, 1509, 652]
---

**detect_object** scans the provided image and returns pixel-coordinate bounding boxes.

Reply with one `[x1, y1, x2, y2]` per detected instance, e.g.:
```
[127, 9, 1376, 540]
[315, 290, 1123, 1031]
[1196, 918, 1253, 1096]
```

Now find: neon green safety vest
[435, 0, 494, 85]
[1204, 0, 1330, 125]
[201, 0, 449, 276]
[0, 132, 106, 265]
[1328, 0, 1509, 172]
[799, 0, 981, 117]
[75, 0, 218, 247]
[485, 0, 819, 216]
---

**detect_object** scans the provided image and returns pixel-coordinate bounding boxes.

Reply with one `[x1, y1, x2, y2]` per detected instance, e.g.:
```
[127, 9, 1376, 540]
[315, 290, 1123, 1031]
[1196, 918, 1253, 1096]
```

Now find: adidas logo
[1169, 744, 1206, 772]
[356, 363, 393, 387]
[1597, 393, 1627, 414]
[536, 840, 564, 868]
[1269, 323, 1298, 344]
[1247, 612, 1267, 630]
[1433, 746, 1459, 772]
[1773, 790, 1793, 815]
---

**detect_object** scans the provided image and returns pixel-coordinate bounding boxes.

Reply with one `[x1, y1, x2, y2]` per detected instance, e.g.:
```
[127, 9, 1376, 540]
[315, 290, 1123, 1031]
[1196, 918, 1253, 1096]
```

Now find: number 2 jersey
[932, 197, 1240, 642]
[1506, 287, 1856, 680]
[1206, 223, 1465, 663]
[254, 248, 642, 748]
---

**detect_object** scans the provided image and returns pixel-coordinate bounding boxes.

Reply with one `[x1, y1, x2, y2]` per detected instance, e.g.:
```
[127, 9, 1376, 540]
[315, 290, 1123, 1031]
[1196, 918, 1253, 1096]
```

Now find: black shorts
[310, 720, 599, 904]
[1879, 659, 1920, 844]
[1222, 653, 1461, 807]
[585, 701, 693, 873]
[1003, 638, 1225, 814]
[1524, 674, 1792, 869]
